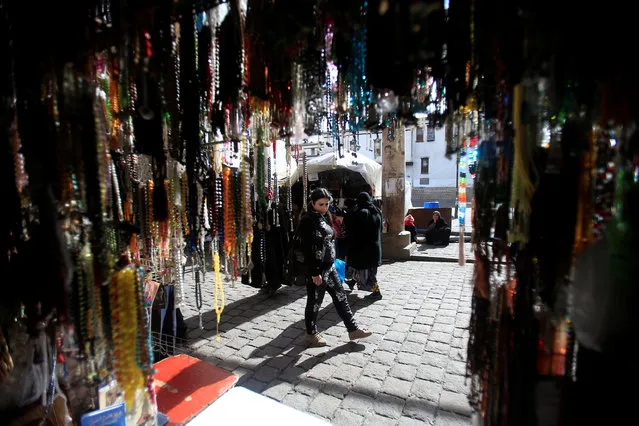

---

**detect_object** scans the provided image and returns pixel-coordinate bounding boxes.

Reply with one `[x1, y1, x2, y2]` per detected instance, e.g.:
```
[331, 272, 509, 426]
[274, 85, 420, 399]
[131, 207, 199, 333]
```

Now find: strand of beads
[94, 97, 109, 219]
[241, 133, 253, 242]
[593, 127, 617, 239]
[111, 158, 124, 222]
[272, 143, 279, 227]
[266, 157, 272, 201]
[216, 172, 224, 248]
[159, 179, 170, 261]
[81, 244, 106, 378]
[256, 145, 266, 210]
[210, 172, 219, 237]
[171, 174, 184, 307]
[212, 241, 225, 342]
[76, 246, 89, 353]
[111, 266, 144, 409]
[302, 152, 308, 211]
[181, 170, 190, 236]
[199, 185, 208, 240]
[223, 167, 236, 259]
[233, 169, 242, 265]
[135, 267, 155, 406]
[286, 136, 293, 230]
[146, 180, 156, 264]
[194, 252, 204, 329]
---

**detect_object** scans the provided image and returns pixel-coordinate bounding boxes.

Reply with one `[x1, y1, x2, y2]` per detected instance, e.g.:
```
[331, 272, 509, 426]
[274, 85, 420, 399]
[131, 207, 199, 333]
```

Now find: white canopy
[290, 151, 382, 197]
[275, 144, 298, 184]
[231, 140, 295, 185]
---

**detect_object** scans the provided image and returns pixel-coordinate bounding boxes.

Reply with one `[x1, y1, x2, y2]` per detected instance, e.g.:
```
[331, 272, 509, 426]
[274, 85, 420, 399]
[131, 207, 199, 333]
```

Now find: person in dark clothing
[424, 211, 451, 246]
[334, 212, 347, 260]
[347, 191, 383, 300]
[342, 198, 358, 289]
[297, 188, 372, 346]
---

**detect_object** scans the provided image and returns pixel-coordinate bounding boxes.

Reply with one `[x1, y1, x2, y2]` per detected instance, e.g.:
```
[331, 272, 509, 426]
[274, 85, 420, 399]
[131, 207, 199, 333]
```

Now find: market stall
[290, 150, 382, 205]
[1, 0, 636, 425]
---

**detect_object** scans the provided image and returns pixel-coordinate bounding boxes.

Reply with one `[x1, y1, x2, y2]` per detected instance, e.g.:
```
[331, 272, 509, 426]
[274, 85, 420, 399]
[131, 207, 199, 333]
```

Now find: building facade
[405, 125, 474, 209]
[291, 124, 473, 210]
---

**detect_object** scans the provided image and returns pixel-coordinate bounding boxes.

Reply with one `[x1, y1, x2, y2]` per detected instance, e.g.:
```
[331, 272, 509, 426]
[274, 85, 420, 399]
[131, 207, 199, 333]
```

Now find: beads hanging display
[197, 183, 206, 251]
[241, 133, 253, 246]
[111, 158, 124, 222]
[212, 241, 225, 342]
[207, 189, 215, 236]
[233, 169, 243, 273]
[256, 145, 267, 211]
[146, 180, 156, 264]
[135, 267, 155, 405]
[193, 253, 204, 329]
[592, 127, 618, 239]
[110, 266, 145, 409]
[267, 157, 273, 201]
[170, 173, 184, 307]
[573, 129, 595, 257]
[159, 179, 171, 260]
[346, 0, 369, 131]
[216, 172, 224, 246]
[94, 97, 110, 219]
[272, 156, 279, 227]
[302, 152, 308, 211]
[285, 136, 293, 230]
[222, 167, 236, 259]
[210, 171, 219, 237]
[10, 116, 30, 240]
[181, 170, 190, 236]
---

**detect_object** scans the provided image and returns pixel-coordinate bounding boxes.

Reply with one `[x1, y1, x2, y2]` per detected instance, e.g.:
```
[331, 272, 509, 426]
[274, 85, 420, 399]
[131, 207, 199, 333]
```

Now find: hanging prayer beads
[241, 134, 253, 242]
[223, 167, 236, 258]
[302, 152, 308, 211]
[181, 170, 190, 236]
[216, 172, 224, 245]
[110, 266, 145, 409]
[267, 157, 273, 201]
[592, 127, 618, 239]
[211, 171, 219, 237]
[212, 242, 225, 342]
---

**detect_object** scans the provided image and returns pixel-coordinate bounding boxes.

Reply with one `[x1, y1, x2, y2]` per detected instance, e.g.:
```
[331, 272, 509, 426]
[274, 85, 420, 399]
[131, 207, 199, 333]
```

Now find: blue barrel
[423, 202, 440, 208]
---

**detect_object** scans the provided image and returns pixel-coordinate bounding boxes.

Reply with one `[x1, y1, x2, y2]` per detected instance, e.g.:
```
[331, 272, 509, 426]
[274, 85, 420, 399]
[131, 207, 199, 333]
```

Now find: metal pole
[455, 150, 459, 218]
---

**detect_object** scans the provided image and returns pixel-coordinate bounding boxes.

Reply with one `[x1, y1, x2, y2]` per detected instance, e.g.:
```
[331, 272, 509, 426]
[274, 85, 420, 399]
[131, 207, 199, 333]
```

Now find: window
[416, 127, 424, 142]
[419, 177, 430, 185]
[427, 127, 435, 142]
[421, 157, 430, 174]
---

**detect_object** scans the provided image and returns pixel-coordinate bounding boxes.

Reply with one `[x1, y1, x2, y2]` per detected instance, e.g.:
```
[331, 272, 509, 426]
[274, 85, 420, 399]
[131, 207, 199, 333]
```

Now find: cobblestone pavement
[412, 242, 473, 262]
[180, 261, 474, 425]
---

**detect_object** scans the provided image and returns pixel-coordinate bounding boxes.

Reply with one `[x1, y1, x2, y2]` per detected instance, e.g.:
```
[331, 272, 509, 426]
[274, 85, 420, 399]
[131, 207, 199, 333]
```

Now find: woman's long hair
[307, 187, 333, 212]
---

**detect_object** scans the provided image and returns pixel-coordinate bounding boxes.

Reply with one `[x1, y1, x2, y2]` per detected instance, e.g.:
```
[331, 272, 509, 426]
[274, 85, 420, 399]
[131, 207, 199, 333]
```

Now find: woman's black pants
[305, 266, 358, 334]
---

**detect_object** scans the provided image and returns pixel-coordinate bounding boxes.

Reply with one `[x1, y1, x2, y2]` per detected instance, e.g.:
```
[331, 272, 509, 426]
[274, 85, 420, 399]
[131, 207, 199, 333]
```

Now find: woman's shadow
[244, 293, 377, 387]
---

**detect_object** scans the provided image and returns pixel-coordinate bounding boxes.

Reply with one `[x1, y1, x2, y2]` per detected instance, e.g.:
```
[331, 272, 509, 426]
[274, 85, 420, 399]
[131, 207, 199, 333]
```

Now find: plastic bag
[334, 259, 346, 283]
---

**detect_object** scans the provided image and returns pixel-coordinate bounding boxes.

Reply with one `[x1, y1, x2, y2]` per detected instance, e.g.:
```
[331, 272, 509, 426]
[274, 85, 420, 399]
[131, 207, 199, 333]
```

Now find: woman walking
[298, 188, 372, 346]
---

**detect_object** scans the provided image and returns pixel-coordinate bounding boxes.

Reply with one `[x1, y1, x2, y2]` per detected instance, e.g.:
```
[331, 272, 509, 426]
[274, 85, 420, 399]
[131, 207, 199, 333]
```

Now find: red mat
[154, 354, 237, 425]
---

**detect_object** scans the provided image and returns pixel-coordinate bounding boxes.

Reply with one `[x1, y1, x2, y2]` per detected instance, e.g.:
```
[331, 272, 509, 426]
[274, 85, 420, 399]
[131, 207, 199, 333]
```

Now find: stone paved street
[412, 242, 473, 262]
[179, 261, 474, 425]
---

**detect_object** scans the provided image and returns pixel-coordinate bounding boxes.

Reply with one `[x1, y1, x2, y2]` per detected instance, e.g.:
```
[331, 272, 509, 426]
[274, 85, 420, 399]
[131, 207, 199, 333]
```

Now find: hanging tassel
[212, 247, 225, 342]
[153, 177, 169, 222]
[472, 248, 490, 300]
[509, 84, 537, 245]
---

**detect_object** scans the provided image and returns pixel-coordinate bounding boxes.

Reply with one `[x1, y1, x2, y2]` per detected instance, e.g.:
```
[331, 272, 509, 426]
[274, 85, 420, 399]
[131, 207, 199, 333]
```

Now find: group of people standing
[295, 185, 382, 347]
